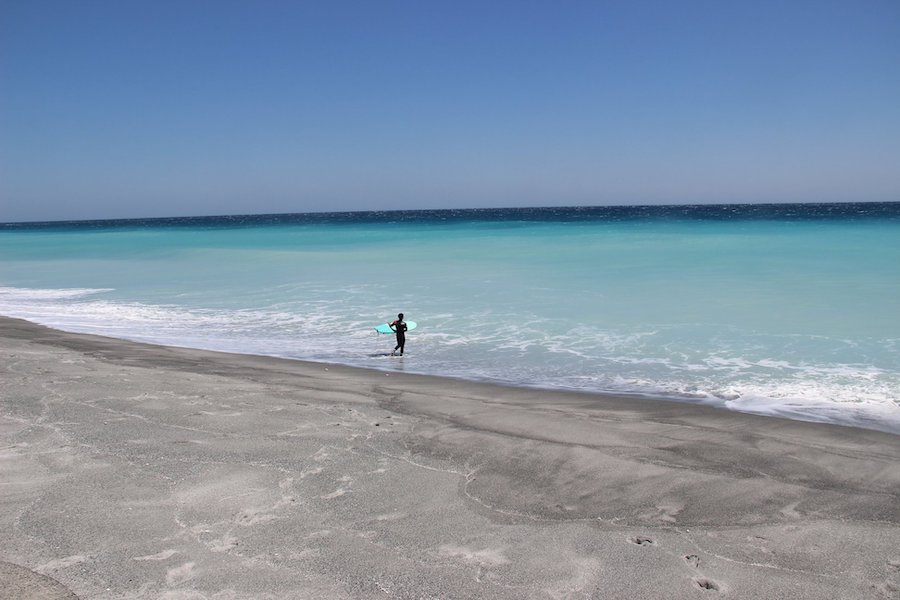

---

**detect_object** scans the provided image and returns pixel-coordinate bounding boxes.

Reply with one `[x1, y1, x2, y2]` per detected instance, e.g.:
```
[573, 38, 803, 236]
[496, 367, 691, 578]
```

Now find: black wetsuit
[391, 320, 407, 355]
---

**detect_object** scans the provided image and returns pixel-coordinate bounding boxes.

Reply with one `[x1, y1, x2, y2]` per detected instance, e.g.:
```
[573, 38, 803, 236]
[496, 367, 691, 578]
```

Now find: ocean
[2, 203, 899, 434]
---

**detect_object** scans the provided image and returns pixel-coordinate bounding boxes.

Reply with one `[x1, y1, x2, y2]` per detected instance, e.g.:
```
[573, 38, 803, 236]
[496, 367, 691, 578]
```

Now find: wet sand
[1, 315, 899, 599]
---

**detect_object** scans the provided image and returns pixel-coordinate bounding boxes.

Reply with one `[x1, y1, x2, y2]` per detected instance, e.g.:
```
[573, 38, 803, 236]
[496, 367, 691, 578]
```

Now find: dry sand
[1, 316, 899, 599]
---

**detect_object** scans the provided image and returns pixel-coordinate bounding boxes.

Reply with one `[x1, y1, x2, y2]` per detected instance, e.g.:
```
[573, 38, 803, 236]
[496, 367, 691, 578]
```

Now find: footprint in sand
[684, 556, 724, 594]
[628, 536, 655, 546]
[235, 509, 278, 526]
[693, 577, 722, 592]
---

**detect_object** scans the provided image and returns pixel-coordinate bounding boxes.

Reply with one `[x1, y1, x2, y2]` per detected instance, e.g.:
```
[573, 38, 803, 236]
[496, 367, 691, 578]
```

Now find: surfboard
[374, 321, 417, 334]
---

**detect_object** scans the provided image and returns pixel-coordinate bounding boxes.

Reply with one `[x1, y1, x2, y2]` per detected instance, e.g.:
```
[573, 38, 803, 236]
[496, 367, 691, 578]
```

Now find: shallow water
[2, 203, 899, 433]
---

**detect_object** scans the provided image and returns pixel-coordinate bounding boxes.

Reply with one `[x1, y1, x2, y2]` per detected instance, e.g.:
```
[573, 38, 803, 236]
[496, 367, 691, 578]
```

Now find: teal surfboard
[374, 321, 417, 334]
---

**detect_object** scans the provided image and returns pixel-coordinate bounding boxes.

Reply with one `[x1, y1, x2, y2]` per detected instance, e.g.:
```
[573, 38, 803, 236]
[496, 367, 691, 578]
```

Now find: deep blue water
[4, 202, 899, 231]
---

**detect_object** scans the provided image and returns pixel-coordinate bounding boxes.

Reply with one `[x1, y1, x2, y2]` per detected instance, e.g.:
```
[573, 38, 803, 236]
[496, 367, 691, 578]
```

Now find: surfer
[389, 313, 408, 356]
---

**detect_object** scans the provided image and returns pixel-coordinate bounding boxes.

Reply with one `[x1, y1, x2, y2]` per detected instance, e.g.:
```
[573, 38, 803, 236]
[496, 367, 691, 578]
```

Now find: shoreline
[2, 315, 899, 599]
[5, 313, 898, 436]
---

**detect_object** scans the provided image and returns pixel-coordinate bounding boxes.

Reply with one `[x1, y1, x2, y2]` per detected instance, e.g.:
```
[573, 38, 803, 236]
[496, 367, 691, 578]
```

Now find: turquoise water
[2, 204, 899, 433]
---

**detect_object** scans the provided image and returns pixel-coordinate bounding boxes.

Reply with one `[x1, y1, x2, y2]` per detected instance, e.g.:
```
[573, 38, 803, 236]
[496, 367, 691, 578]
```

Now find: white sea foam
[0, 286, 113, 300]
[3, 284, 898, 434]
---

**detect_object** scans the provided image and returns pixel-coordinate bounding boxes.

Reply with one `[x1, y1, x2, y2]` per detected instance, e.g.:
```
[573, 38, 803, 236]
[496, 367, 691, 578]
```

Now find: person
[389, 313, 408, 356]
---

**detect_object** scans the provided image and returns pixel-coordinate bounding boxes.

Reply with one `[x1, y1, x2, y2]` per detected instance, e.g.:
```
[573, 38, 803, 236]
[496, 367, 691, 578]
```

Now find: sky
[1, 0, 899, 222]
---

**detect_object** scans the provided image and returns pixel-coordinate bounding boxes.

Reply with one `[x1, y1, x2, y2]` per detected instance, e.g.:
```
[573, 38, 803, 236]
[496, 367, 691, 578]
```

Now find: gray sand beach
[1, 316, 899, 599]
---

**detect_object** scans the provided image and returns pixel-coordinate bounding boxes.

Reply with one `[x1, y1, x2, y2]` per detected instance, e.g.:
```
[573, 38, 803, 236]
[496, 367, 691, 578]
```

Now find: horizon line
[3, 200, 899, 228]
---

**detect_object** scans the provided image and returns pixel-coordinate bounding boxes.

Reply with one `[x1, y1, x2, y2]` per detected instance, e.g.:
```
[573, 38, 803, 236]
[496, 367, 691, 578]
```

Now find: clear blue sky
[2, 0, 899, 222]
